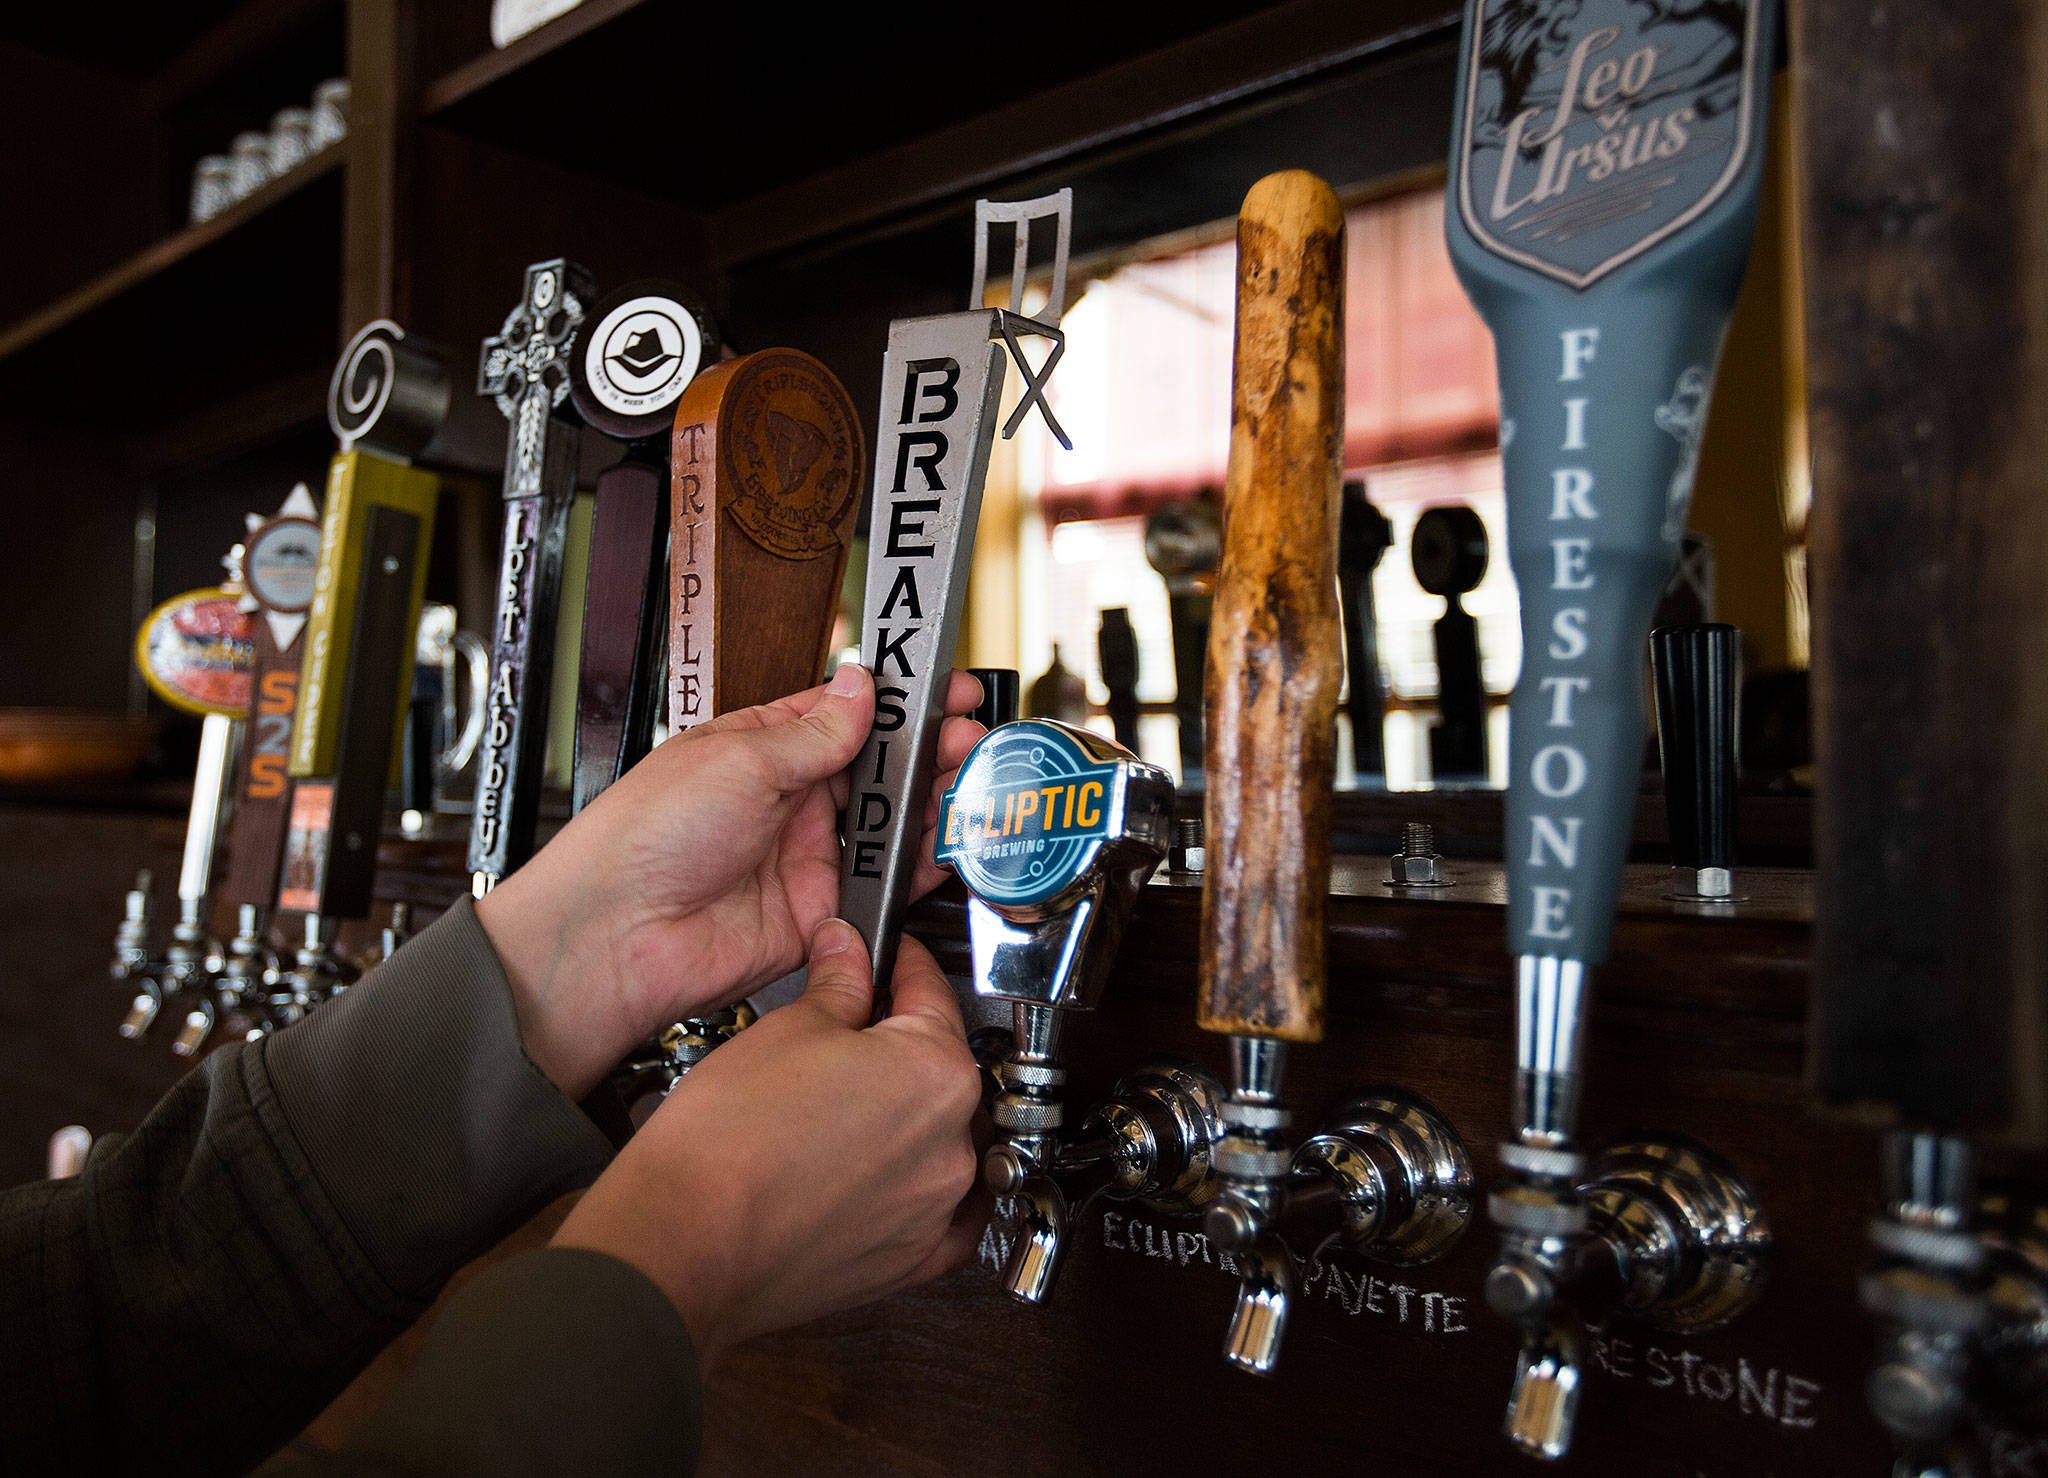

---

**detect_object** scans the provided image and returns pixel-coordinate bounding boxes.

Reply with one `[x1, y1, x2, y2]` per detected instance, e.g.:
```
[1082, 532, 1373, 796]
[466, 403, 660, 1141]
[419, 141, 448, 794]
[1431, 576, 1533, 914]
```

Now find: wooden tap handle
[1198, 169, 1345, 1044]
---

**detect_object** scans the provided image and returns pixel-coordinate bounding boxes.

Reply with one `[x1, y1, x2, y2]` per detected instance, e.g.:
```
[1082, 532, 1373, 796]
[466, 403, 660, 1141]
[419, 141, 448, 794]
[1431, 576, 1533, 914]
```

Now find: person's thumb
[749, 663, 873, 793]
[797, 918, 874, 1027]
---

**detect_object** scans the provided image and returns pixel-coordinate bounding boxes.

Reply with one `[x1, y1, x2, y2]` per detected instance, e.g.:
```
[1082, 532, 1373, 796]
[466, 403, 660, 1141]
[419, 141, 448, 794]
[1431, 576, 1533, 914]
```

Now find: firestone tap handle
[1651, 624, 1740, 896]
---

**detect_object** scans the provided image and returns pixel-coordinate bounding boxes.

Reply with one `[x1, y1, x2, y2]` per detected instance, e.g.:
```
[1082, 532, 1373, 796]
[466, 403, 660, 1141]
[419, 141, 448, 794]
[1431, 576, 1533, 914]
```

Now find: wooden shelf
[0, 147, 342, 453]
[418, 0, 1333, 219]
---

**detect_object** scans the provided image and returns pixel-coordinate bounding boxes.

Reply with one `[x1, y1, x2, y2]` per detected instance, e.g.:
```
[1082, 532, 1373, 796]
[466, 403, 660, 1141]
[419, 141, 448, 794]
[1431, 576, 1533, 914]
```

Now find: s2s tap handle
[1198, 169, 1344, 1046]
[1651, 624, 1741, 899]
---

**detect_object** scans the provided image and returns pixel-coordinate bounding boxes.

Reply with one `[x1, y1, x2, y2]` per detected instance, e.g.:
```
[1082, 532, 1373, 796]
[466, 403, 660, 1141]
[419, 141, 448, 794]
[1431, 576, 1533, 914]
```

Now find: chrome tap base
[1487, 1134, 1769, 1463]
[1294, 1090, 1473, 1266]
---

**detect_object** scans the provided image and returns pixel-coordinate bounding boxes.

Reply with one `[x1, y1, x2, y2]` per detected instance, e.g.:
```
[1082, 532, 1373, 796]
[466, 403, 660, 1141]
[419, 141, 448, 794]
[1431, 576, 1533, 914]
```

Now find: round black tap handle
[1651, 624, 1740, 872]
[968, 668, 1021, 730]
[1411, 504, 1489, 600]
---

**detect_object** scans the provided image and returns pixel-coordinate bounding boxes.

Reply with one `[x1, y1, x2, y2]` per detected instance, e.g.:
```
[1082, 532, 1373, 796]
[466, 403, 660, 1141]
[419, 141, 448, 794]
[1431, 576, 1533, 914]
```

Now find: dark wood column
[1800, 0, 2048, 1142]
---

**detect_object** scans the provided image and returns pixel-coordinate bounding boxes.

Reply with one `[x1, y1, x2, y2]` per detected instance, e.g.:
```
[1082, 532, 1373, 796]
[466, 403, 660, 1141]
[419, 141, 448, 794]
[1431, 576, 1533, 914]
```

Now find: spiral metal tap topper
[276, 320, 448, 934]
[1446, 0, 1780, 1459]
[839, 189, 1074, 1010]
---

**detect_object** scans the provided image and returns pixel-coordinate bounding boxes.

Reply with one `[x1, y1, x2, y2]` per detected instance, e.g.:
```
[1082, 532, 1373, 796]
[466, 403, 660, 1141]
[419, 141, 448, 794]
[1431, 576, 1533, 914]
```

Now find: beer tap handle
[1197, 168, 1343, 1046]
[1197, 169, 1344, 1377]
[966, 668, 1019, 730]
[942, 723, 1172, 1304]
[379, 901, 412, 961]
[1651, 624, 1741, 900]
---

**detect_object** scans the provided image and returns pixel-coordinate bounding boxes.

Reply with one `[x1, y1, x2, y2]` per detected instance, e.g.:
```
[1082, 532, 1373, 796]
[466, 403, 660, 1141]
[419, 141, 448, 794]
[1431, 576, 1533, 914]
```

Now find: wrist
[475, 856, 641, 1100]
[554, 1145, 739, 1367]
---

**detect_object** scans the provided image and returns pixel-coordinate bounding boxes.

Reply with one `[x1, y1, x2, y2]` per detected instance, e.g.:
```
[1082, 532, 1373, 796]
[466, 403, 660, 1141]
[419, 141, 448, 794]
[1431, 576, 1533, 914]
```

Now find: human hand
[551, 920, 985, 1364]
[476, 664, 983, 1098]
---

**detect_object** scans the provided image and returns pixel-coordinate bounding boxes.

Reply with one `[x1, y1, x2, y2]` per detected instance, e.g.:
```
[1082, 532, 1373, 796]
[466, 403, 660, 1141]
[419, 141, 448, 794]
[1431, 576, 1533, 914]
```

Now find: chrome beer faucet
[109, 870, 155, 990]
[171, 902, 277, 1056]
[122, 712, 239, 1041]
[1860, 1133, 2048, 1475]
[248, 913, 358, 1034]
[938, 718, 1175, 1303]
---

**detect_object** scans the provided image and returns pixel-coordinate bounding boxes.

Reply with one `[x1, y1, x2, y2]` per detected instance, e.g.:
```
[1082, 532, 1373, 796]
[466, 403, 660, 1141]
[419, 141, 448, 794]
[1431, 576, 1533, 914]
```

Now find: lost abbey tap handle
[937, 719, 1173, 1301]
[1198, 169, 1345, 1376]
[469, 260, 594, 895]
[1651, 624, 1740, 900]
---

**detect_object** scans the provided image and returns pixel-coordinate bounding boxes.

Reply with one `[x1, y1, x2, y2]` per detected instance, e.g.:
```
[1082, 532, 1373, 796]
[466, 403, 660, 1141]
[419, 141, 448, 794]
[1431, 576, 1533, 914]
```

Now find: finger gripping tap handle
[1651, 623, 1740, 872]
[1197, 170, 1345, 1044]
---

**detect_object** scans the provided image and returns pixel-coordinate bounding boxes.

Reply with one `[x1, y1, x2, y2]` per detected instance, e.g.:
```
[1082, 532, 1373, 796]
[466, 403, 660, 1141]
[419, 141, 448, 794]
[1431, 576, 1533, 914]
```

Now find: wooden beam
[341, 0, 414, 334]
[1802, 0, 2048, 1141]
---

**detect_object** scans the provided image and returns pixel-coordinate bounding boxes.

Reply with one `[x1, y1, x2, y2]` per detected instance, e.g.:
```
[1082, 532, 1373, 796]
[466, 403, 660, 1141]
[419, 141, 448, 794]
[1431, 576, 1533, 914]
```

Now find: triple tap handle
[1197, 168, 1344, 1044]
[1651, 624, 1740, 889]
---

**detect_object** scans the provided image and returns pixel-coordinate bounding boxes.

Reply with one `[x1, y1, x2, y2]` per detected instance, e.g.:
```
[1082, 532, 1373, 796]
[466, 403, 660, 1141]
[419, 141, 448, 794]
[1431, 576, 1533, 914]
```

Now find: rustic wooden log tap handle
[1198, 169, 1345, 1044]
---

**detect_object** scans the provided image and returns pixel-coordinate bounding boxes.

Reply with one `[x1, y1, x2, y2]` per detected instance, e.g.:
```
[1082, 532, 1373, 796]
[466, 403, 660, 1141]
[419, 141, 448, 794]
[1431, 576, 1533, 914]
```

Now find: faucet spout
[1503, 1305, 1585, 1461]
[1218, 1227, 1292, 1376]
[993, 1163, 1070, 1305]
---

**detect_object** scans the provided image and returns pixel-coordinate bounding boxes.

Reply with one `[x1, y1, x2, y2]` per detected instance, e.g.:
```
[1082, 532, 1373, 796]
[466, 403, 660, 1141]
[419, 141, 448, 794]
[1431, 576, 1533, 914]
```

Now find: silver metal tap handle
[178, 714, 239, 910]
[1503, 1307, 1586, 1462]
[111, 870, 155, 981]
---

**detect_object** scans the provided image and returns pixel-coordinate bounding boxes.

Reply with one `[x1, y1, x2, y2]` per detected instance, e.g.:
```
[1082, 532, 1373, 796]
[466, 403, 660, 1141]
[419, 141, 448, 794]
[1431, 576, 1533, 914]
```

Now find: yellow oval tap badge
[134, 586, 255, 717]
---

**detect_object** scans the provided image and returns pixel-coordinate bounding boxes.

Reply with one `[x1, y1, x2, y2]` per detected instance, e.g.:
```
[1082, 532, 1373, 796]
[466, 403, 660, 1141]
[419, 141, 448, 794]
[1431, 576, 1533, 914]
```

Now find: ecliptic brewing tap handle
[1651, 623, 1740, 873]
[1196, 170, 1345, 1045]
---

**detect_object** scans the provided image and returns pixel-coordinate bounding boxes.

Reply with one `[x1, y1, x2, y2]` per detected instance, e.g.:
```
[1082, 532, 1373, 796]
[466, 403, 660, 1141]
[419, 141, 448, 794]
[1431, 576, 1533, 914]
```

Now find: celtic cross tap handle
[469, 259, 594, 894]
[1445, 0, 1780, 1456]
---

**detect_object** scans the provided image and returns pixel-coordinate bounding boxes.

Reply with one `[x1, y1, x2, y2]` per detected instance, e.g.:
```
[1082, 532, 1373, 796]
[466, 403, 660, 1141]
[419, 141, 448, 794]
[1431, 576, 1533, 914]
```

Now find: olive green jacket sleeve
[0, 899, 700, 1476]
